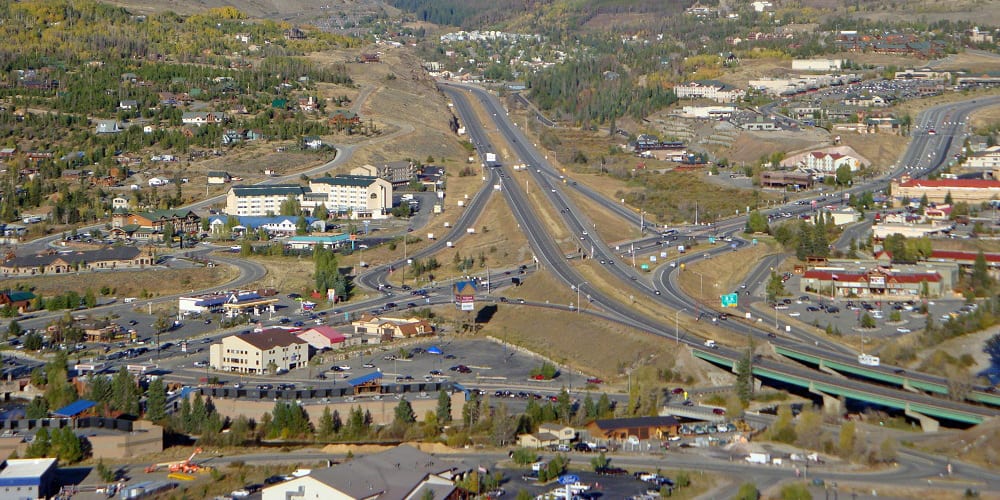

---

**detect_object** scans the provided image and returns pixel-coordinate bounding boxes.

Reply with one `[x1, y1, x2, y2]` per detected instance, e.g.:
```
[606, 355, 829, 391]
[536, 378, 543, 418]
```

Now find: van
[124, 297, 137, 303]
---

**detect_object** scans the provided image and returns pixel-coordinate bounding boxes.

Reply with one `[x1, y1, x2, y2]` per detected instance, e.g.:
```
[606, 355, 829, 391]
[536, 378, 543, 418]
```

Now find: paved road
[445, 82, 1000, 420]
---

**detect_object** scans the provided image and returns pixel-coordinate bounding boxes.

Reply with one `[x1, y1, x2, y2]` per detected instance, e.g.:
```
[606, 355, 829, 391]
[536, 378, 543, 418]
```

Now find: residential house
[302, 136, 324, 149]
[118, 100, 138, 111]
[209, 329, 309, 374]
[351, 314, 434, 340]
[298, 96, 317, 112]
[0, 247, 154, 276]
[181, 111, 226, 126]
[296, 325, 348, 350]
[94, 120, 122, 134]
[585, 416, 680, 441]
[329, 109, 361, 129]
[261, 445, 469, 500]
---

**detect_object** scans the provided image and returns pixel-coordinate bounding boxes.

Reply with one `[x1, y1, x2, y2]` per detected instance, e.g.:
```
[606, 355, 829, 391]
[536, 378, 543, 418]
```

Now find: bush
[530, 362, 558, 379]
[780, 482, 813, 500]
[511, 448, 537, 465]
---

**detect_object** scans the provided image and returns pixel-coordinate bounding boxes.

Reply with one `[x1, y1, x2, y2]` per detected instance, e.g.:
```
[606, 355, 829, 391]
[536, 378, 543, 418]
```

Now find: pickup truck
[703, 340, 718, 349]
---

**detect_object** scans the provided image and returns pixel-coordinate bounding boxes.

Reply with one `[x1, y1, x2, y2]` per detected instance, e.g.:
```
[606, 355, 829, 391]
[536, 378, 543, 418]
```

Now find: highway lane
[445, 81, 1000, 420]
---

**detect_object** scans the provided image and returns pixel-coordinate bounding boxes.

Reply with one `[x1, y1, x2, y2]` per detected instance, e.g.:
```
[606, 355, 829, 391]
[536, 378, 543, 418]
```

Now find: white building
[673, 81, 745, 103]
[965, 146, 1000, 169]
[209, 329, 309, 374]
[225, 185, 308, 217]
[679, 105, 737, 119]
[792, 59, 843, 72]
[805, 151, 861, 172]
[226, 176, 392, 220]
[305, 175, 392, 220]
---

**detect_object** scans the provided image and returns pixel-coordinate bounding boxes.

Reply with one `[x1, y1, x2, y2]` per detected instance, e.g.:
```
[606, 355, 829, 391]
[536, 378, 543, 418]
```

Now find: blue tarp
[427, 346, 442, 355]
[53, 399, 96, 417]
[348, 372, 382, 386]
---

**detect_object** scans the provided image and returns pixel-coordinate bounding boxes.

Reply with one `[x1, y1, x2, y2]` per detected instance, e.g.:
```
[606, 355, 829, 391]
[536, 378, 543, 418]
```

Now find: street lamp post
[574, 281, 589, 314]
[675, 308, 688, 344]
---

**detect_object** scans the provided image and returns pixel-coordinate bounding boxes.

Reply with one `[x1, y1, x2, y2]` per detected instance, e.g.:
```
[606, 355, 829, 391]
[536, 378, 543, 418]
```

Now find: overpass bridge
[772, 345, 1000, 408]
[692, 348, 998, 431]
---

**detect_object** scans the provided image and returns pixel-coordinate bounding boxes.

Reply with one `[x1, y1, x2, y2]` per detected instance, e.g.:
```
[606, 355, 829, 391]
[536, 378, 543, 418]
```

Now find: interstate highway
[439, 82, 1000, 420]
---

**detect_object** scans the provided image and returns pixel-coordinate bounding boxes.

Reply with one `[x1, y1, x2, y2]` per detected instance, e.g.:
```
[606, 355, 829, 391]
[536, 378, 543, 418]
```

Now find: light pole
[675, 308, 687, 344]
[574, 281, 589, 314]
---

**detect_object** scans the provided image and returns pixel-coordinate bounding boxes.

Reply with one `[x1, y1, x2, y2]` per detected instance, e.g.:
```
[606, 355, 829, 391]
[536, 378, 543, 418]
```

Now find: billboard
[454, 280, 478, 311]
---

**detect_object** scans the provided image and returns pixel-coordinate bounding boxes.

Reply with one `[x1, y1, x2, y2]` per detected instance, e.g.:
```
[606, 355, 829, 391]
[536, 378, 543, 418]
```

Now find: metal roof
[53, 399, 96, 417]
[0, 458, 57, 483]
[348, 372, 383, 386]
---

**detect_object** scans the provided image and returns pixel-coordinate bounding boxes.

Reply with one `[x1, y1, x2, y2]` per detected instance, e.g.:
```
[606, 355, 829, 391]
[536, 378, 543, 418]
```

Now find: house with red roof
[297, 325, 349, 350]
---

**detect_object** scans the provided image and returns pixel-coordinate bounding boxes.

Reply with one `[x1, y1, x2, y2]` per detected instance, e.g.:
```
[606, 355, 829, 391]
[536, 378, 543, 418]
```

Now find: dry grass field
[5, 265, 237, 300]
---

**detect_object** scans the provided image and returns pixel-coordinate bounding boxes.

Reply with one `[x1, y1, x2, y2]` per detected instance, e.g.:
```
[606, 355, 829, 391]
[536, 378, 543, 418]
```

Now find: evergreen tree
[111, 367, 139, 416]
[87, 374, 113, 415]
[26, 397, 48, 419]
[582, 394, 596, 419]
[318, 406, 336, 441]
[7, 319, 23, 338]
[146, 378, 167, 422]
[596, 393, 612, 418]
[394, 398, 416, 426]
[436, 389, 452, 423]
[972, 250, 992, 294]
[314, 203, 329, 220]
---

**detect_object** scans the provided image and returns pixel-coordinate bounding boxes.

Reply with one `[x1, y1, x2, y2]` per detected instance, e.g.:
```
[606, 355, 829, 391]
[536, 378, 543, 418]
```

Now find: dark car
[596, 467, 628, 476]
[712, 408, 726, 415]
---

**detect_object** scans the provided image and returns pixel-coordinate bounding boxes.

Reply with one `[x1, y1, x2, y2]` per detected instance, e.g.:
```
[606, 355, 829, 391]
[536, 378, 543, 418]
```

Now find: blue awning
[348, 372, 382, 386]
[53, 399, 96, 417]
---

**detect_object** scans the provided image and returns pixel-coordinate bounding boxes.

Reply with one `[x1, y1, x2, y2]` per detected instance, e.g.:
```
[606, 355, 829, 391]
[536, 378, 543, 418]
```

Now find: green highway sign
[721, 293, 739, 308]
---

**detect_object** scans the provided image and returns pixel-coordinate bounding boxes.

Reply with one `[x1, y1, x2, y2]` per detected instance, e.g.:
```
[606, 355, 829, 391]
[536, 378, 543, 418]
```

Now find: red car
[586, 377, 603, 384]
[712, 408, 726, 415]
[532, 374, 547, 380]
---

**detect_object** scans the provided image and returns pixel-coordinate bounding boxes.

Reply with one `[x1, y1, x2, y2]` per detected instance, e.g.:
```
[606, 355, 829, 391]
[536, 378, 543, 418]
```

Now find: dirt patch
[838, 132, 910, 170]
[724, 129, 829, 166]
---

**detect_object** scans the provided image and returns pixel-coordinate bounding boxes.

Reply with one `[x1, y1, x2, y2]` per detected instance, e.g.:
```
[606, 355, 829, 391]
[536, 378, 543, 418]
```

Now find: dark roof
[2, 247, 142, 268]
[304, 445, 465, 498]
[311, 175, 379, 187]
[53, 399, 96, 417]
[348, 372, 383, 386]
[1, 291, 35, 302]
[231, 184, 307, 197]
[138, 209, 198, 220]
[233, 329, 307, 350]
[593, 416, 679, 430]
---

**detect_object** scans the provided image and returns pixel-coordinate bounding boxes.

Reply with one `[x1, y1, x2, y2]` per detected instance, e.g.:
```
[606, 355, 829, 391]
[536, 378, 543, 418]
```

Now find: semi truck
[746, 453, 771, 465]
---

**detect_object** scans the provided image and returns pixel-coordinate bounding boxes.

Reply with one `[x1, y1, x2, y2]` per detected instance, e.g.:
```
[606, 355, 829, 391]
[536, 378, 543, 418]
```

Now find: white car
[896, 327, 912, 334]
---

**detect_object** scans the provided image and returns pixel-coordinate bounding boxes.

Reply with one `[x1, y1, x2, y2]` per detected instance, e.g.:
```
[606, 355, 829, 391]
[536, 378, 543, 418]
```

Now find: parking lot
[763, 274, 973, 342]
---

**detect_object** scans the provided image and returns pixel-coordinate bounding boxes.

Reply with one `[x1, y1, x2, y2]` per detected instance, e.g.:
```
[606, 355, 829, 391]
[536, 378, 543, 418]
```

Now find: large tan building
[209, 329, 310, 374]
[351, 314, 434, 340]
[891, 177, 1000, 204]
[225, 185, 308, 217]
[305, 175, 392, 219]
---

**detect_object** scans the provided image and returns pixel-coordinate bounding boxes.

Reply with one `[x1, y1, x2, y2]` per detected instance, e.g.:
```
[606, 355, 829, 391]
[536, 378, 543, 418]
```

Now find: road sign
[558, 475, 580, 485]
[720, 293, 739, 308]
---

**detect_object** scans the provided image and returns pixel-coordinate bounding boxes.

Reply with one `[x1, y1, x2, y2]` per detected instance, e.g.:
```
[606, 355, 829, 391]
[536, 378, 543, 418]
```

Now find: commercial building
[673, 81, 745, 103]
[297, 325, 348, 350]
[285, 234, 352, 250]
[84, 420, 164, 460]
[799, 268, 949, 298]
[111, 209, 202, 235]
[351, 314, 434, 340]
[207, 215, 326, 237]
[351, 161, 417, 187]
[0, 247, 154, 276]
[226, 175, 392, 220]
[225, 185, 308, 217]
[792, 59, 843, 71]
[0, 458, 58, 499]
[209, 329, 309, 374]
[585, 416, 680, 441]
[305, 175, 392, 220]
[964, 146, 1000, 169]
[760, 171, 814, 189]
[891, 177, 1000, 204]
[262, 445, 471, 500]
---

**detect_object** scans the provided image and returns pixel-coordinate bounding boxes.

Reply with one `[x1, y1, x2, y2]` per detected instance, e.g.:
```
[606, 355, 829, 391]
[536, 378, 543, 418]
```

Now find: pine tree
[596, 393, 612, 418]
[436, 389, 452, 423]
[318, 407, 336, 441]
[394, 398, 416, 425]
[146, 378, 167, 422]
